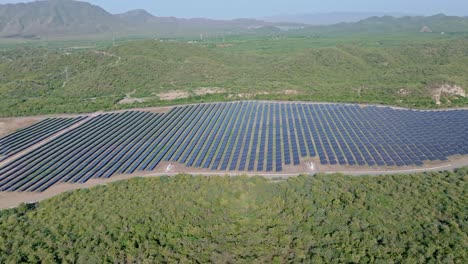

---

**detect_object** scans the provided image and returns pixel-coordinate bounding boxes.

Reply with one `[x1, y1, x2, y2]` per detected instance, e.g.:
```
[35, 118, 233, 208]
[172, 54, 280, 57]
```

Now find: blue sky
[1, 0, 467, 19]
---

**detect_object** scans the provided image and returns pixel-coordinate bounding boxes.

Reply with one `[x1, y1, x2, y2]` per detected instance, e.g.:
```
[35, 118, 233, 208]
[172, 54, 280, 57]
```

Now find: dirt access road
[1, 156, 467, 210]
[1, 103, 467, 209]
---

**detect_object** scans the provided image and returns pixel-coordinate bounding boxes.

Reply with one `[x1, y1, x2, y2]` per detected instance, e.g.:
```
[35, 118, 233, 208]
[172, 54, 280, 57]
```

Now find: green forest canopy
[1, 167, 466, 263]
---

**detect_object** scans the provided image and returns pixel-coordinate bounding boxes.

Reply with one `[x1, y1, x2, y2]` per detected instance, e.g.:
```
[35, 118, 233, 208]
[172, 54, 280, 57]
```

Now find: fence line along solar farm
[0, 101, 467, 192]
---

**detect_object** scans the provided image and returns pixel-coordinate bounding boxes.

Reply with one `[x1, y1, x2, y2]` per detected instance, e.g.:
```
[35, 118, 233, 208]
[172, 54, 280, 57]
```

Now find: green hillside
[298, 14, 468, 35]
[1, 34, 467, 117]
[1, 168, 466, 263]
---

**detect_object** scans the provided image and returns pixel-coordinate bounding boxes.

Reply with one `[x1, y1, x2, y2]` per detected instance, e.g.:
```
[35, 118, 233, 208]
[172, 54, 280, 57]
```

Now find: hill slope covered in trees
[0, 168, 466, 262]
[0, 35, 467, 117]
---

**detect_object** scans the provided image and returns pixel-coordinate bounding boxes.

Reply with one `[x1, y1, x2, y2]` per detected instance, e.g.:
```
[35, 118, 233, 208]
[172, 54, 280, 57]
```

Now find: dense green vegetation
[0, 168, 466, 263]
[1, 33, 467, 117]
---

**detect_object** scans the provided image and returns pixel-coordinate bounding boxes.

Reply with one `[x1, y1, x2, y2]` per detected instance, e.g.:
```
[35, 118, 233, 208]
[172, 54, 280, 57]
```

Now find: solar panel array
[1, 101, 467, 192]
[0, 117, 85, 162]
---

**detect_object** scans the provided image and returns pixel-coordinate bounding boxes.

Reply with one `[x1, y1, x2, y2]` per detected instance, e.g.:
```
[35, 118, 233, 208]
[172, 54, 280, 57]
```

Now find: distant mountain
[0, 1, 467, 39]
[116, 9, 157, 25]
[116, 10, 279, 35]
[0, 0, 287, 39]
[295, 14, 468, 35]
[0, 0, 121, 38]
[262, 12, 414, 25]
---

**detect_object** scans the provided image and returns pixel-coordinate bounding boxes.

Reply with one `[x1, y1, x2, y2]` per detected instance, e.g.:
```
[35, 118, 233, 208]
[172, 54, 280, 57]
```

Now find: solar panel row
[0, 101, 467, 192]
[0, 116, 85, 162]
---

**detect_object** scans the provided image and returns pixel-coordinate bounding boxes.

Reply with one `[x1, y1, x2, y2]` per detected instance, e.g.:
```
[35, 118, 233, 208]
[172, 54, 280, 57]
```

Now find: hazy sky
[1, 0, 467, 19]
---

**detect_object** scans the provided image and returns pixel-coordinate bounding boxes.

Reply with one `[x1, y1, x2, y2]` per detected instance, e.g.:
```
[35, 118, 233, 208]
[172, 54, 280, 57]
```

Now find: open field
[0, 101, 467, 194]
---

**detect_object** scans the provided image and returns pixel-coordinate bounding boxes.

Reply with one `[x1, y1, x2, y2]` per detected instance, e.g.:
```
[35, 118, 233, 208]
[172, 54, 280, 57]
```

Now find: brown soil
[0, 106, 177, 133]
[397, 88, 409, 96]
[1, 155, 467, 210]
[121, 87, 226, 104]
[0, 115, 96, 168]
[0, 117, 46, 137]
[126, 106, 173, 114]
[430, 84, 466, 105]
[194, 87, 226, 96]
[216, 43, 234, 48]
[158, 90, 190, 101]
[229, 92, 271, 98]
[0, 114, 88, 137]
[119, 97, 147, 104]
[282, 89, 300, 95]
[0, 161, 298, 210]
[118, 89, 148, 104]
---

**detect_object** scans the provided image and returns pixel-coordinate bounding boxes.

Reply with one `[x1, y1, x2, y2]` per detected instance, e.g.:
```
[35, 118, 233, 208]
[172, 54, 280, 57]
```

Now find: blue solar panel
[1, 101, 467, 192]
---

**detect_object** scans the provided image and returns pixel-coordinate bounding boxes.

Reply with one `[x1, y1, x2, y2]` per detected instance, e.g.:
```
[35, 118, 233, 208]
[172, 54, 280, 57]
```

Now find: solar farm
[0, 101, 467, 192]
[0, 117, 86, 162]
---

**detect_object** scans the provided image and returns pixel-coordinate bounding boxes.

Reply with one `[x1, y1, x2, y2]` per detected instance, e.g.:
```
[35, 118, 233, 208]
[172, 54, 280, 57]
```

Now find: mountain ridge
[0, 0, 467, 39]
[0, 0, 122, 38]
[284, 13, 468, 36]
[262, 12, 416, 25]
[0, 0, 280, 38]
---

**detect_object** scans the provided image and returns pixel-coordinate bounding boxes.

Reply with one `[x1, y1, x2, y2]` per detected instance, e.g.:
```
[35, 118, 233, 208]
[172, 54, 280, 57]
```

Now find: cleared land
[2, 158, 468, 210]
[0, 101, 467, 194]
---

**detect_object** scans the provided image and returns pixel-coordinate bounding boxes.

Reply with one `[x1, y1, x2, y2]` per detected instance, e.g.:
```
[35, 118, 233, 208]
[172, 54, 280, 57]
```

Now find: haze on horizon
[0, 0, 467, 19]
